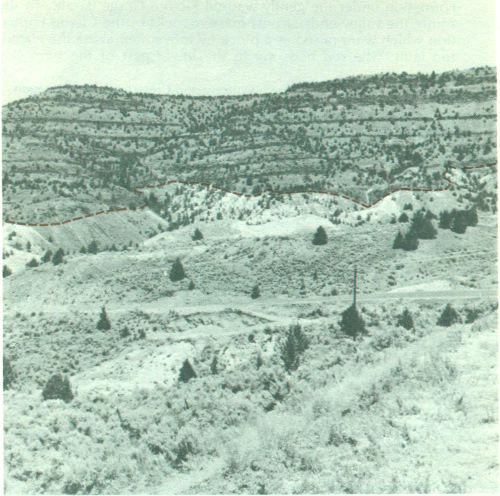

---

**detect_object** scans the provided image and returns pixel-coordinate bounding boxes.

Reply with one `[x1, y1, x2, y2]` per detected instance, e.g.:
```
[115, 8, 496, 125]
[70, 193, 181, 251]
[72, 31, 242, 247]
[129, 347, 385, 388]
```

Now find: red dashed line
[4, 162, 495, 227]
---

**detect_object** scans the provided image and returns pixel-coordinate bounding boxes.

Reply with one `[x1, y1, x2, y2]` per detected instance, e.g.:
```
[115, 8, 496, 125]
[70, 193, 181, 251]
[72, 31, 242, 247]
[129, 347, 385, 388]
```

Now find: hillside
[2, 66, 497, 230]
[2, 67, 498, 495]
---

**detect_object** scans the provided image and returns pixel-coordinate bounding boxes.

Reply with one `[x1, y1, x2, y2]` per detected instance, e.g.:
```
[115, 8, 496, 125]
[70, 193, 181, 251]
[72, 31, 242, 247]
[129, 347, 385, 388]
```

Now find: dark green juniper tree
[192, 228, 203, 241]
[42, 374, 73, 403]
[437, 304, 459, 327]
[339, 304, 366, 339]
[97, 306, 111, 330]
[179, 359, 197, 383]
[51, 248, 65, 265]
[251, 284, 261, 299]
[280, 324, 309, 372]
[169, 258, 186, 282]
[312, 226, 328, 245]
[397, 309, 414, 330]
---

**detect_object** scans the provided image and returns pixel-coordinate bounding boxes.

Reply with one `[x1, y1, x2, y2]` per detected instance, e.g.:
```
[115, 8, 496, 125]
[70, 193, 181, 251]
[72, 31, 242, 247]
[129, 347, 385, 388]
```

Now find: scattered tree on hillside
[192, 228, 203, 241]
[80, 246, 87, 254]
[312, 226, 328, 245]
[87, 240, 98, 254]
[280, 324, 309, 372]
[397, 309, 414, 330]
[42, 374, 73, 403]
[179, 359, 197, 383]
[437, 304, 459, 327]
[3, 265, 12, 278]
[398, 212, 409, 223]
[97, 306, 111, 330]
[339, 304, 366, 339]
[188, 280, 195, 290]
[251, 284, 261, 299]
[41, 249, 53, 263]
[3, 355, 15, 390]
[169, 258, 186, 282]
[51, 248, 65, 265]
[26, 258, 39, 268]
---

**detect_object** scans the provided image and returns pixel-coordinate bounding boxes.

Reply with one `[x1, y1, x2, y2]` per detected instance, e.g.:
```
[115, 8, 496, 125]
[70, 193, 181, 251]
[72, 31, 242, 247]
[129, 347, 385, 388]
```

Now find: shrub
[179, 359, 197, 383]
[210, 356, 218, 375]
[312, 226, 328, 245]
[397, 309, 414, 330]
[280, 324, 309, 372]
[169, 258, 186, 282]
[398, 212, 409, 223]
[51, 248, 65, 265]
[3, 265, 12, 278]
[437, 304, 459, 327]
[97, 306, 111, 330]
[251, 284, 261, 299]
[188, 280, 195, 290]
[120, 327, 131, 338]
[339, 304, 366, 339]
[192, 228, 203, 241]
[3, 355, 15, 390]
[42, 374, 73, 402]
[41, 249, 53, 263]
[26, 258, 39, 268]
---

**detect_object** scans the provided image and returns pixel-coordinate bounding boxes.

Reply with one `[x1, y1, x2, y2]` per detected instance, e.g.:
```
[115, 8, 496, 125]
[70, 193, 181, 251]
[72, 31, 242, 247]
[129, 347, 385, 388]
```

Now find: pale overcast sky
[2, 0, 497, 103]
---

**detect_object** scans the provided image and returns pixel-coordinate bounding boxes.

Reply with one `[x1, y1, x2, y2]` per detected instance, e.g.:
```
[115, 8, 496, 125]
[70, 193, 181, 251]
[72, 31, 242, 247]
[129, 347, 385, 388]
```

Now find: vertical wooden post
[353, 266, 357, 308]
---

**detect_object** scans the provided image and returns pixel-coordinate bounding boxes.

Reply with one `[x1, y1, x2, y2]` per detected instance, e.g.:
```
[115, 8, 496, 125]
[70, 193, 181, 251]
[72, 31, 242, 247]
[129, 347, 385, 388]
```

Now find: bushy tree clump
[97, 306, 111, 330]
[3, 355, 15, 390]
[192, 228, 203, 241]
[398, 212, 409, 223]
[3, 265, 12, 278]
[169, 258, 186, 281]
[251, 284, 261, 299]
[312, 226, 328, 245]
[51, 248, 65, 265]
[437, 304, 459, 327]
[179, 359, 197, 383]
[450, 211, 468, 234]
[439, 208, 478, 234]
[280, 324, 309, 372]
[188, 280, 195, 290]
[339, 304, 366, 339]
[410, 211, 437, 239]
[42, 374, 73, 403]
[26, 258, 39, 268]
[397, 309, 414, 330]
[439, 210, 453, 229]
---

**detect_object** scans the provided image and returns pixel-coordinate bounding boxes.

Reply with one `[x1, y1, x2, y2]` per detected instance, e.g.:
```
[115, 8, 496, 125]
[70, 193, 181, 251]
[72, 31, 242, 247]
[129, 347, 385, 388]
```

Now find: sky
[2, 0, 497, 103]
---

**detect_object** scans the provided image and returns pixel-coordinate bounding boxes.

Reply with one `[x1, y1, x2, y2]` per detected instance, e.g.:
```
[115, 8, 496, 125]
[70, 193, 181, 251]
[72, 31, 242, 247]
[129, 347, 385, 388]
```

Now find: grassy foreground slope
[3, 205, 498, 494]
[4, 299, 497, 494]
